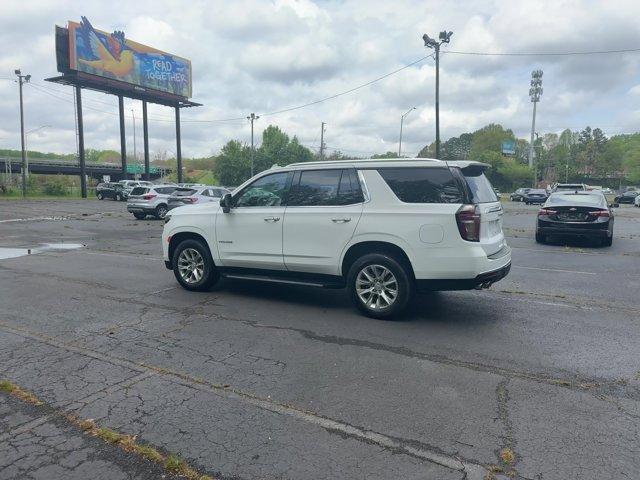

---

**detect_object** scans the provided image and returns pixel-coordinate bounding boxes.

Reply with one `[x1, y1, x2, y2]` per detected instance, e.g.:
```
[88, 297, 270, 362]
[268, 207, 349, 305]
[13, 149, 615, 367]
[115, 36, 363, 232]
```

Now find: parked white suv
[161, 159, 511, 318]
[127, 184, 177, 219]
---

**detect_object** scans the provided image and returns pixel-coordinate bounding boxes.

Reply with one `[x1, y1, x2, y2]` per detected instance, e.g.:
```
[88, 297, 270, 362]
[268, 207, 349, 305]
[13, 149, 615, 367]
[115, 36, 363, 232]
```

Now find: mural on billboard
[69, 17, 192, 98]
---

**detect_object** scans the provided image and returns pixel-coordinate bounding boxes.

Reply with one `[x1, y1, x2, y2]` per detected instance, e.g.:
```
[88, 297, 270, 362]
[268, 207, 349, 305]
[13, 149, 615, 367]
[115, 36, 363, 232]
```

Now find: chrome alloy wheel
[177, 248, 205, 284]
[355, 264, 398, 310]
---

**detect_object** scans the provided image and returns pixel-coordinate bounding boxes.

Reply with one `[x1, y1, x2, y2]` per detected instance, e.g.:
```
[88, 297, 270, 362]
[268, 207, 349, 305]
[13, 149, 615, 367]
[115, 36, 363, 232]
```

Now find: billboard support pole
[175, 105, 183, 184]
[118, 95, 127, 179]
[142, 100, 150, 181]
[75, 86, 87, 198]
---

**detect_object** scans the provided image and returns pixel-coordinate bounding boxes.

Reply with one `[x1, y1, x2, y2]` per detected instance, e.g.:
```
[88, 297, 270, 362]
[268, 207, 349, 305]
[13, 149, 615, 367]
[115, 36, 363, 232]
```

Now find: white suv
[127, 185, 177, 220]
[161, 159, 511, 318]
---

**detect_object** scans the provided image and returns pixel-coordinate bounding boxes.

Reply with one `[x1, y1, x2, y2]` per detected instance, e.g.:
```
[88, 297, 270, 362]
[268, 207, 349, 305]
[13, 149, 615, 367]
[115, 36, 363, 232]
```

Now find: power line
[446, 47, 640, 56]
[259, 55, 434, 117]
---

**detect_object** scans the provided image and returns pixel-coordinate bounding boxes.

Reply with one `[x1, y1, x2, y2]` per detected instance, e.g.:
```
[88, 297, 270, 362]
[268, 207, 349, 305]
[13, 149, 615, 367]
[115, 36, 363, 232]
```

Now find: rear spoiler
[445, 160, 491, 175]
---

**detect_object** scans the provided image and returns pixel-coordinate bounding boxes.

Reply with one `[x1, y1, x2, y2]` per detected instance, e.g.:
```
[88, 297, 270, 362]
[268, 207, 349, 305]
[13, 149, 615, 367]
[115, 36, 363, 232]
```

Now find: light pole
[528, 70, 543, 179]
[319, 122, 326, 160]
[247, 113, 259, 177]
[15, 69, 31, 197]
[24, 125, 51, 179]
[398, 107, 416, 157]
[422, 30, 452, 159]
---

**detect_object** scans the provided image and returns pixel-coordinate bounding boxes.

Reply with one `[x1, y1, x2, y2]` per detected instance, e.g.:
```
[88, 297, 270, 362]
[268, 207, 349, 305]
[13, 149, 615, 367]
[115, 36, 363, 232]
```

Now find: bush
[43, 178, 69, 196]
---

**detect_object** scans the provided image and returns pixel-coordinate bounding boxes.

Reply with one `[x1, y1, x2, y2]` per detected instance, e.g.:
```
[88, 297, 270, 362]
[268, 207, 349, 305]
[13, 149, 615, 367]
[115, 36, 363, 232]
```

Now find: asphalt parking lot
[1, 198, 639, 480]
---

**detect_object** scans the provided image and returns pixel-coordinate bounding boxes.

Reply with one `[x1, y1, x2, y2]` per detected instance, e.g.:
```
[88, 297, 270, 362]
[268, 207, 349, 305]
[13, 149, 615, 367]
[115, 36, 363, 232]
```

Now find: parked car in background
[523, 189, 548, 205]
[96, 182, 127, 201]
[614, 191, 639, 204]
[168, 186, 231, 210]
[536, 191, 615, 246]
[634, 194, 640, 207]
[493, 187, 501, 198]
[162, 158, 511, 319]
[117, 180, 153, 200]
[601, 188, 614, 195]
[553, 183, 587, 192]
[510, 188, 531, 202]
[127, 185, 177, 219]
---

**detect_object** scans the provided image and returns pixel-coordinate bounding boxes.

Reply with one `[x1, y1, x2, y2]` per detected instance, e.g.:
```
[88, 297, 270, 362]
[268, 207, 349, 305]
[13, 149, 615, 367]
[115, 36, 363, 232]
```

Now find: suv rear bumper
[416, 261, 511, 292]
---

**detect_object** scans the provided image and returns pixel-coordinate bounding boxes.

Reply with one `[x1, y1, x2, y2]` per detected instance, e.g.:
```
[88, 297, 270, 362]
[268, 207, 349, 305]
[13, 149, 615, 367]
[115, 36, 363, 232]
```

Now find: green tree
[372, 151, 399, 159]
[214, 140, 251, 186]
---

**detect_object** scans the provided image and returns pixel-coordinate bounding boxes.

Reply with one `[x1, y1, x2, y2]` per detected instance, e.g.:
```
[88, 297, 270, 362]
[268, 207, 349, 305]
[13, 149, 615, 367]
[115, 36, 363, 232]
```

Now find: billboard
[501, 140, 516, 155]
[68, 17, 192, 98]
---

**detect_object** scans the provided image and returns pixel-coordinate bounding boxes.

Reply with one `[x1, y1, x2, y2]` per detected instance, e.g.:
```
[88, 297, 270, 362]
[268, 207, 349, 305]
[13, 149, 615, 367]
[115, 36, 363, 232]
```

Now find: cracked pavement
[1, 199, 639, 479]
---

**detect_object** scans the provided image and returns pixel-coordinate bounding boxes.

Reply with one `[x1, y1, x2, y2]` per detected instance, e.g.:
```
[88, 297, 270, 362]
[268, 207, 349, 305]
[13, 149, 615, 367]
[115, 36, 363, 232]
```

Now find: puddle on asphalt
[0, 243, 85, 260]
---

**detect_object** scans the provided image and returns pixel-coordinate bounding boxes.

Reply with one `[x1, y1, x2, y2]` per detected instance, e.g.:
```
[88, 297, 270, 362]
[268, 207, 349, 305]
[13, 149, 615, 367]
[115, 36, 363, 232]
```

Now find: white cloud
[1, 0, 640, 159]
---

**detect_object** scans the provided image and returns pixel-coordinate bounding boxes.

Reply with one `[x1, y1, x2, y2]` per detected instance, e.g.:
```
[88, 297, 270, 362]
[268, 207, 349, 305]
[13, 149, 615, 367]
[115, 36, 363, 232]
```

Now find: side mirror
[220, 193, 232, 213]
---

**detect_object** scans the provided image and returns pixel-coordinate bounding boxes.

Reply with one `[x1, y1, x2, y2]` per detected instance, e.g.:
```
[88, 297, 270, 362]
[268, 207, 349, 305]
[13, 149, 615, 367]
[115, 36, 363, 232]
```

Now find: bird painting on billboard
[77, 16, 134, 77]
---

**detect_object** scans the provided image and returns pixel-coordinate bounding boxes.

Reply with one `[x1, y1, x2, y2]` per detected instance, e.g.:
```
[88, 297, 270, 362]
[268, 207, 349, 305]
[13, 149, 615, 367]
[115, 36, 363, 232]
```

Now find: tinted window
[547, 193, 605, 206]
[156, 187, 176, 195]
[173, 188, 196, 196]
[378, 167, 464, 204]
[130, 187, 148, 196]
[235, 172, 289, 207]
[463, 169, 498, 203]
[337, 170, 364, 205]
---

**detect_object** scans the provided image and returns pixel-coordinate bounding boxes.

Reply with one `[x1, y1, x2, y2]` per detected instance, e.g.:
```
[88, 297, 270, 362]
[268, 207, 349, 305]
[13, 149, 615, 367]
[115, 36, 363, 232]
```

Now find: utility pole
[15, 69, 31, 197]
[319, 122, 326, 160]
[131, 109, 138, 178]
[398, 107, 416, 157]
[247, 113, 259, 177]
[423, 31, 452, 159]
[528, 70, 543, 177]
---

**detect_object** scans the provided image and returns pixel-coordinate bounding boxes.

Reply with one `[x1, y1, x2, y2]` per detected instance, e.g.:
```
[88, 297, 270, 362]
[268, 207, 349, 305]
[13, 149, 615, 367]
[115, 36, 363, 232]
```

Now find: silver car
[127, 185, 177, 219]
[167, 186, 231, 211]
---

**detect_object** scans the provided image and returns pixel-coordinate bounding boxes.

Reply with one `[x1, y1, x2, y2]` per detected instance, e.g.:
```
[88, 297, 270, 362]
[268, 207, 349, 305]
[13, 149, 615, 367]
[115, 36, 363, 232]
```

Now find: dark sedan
[614, 191, 638, 204]
[536, 191, 615, 246]
[96, 182, 127, 201]
[510, 188, 531, 202]
[523, 189, 548, 205]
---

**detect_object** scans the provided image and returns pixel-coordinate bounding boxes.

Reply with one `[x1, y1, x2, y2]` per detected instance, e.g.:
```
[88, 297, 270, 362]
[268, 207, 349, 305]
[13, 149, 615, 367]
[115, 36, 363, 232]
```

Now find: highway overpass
[1, 157, 169, 182]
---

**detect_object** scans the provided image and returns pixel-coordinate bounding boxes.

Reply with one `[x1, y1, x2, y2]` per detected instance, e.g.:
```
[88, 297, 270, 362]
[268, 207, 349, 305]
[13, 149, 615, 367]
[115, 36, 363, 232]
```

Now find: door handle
[331, 218, 351, 223]
[264, 216, 281, 222]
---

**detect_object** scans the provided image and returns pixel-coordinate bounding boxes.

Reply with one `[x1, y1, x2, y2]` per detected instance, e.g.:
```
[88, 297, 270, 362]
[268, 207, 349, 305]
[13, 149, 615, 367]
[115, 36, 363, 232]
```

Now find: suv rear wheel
[347, 253, 413, 319]
[172, 239, 219, 291]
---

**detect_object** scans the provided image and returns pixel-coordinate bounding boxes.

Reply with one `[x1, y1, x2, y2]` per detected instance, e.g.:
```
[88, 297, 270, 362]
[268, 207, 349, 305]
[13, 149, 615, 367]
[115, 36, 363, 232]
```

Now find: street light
[398, 107, 416, 157]
[422, 30, 453, 159]
[15, 69, 31, 197]
[528, 70, 543, 181]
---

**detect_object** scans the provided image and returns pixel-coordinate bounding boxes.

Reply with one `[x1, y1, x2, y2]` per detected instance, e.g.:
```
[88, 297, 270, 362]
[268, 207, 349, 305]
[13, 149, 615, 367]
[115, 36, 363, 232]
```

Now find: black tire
[172, 238, 219, 291]
[347, 253, 414, 320]
[155, 204, 168, 219]
[133, 212, 146, 220]
[97, 192, 104, 200]
[535, 232, 546, 244]
[525, 202, 530, 205]
[602, 235, 613, 247]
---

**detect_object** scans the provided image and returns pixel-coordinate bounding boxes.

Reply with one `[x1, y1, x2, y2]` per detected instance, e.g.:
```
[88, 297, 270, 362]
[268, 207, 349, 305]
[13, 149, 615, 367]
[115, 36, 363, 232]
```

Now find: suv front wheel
[172, 239, 219, 291]
[347, 253, 414, 319]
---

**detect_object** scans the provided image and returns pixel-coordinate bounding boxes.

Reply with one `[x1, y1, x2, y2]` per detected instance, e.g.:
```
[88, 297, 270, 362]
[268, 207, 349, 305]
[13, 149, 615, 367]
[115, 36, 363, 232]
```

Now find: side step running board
[221, 272, 343, 289]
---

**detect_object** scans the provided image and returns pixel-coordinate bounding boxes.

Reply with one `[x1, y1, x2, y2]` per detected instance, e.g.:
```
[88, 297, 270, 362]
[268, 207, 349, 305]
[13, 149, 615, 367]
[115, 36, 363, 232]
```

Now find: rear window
[377, 167, 463, 204]
[155, 187, 176, 194]
[462, 169, 498, 203]
[173, 188, 197, 196]
[130, 187, 148, 196]
[548, 193, 605, 206]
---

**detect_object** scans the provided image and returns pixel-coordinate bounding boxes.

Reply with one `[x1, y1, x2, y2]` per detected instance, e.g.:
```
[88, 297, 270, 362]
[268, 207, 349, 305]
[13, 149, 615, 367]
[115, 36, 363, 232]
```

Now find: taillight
[589, 210, 610, 218]
[456, 204, 480, 242]
[538, 208, 557, 217]
[183, 197, 196, 203]
[142, 194, 157, 200]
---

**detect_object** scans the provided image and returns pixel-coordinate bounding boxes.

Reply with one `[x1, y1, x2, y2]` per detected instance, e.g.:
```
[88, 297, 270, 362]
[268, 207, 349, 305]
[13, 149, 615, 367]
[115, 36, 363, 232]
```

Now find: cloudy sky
[1, 0, 640, 160]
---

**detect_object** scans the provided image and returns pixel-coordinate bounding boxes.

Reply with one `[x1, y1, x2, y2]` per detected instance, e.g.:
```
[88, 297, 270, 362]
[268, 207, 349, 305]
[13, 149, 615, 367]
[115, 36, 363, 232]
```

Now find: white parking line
[513, 265, 597, 275]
